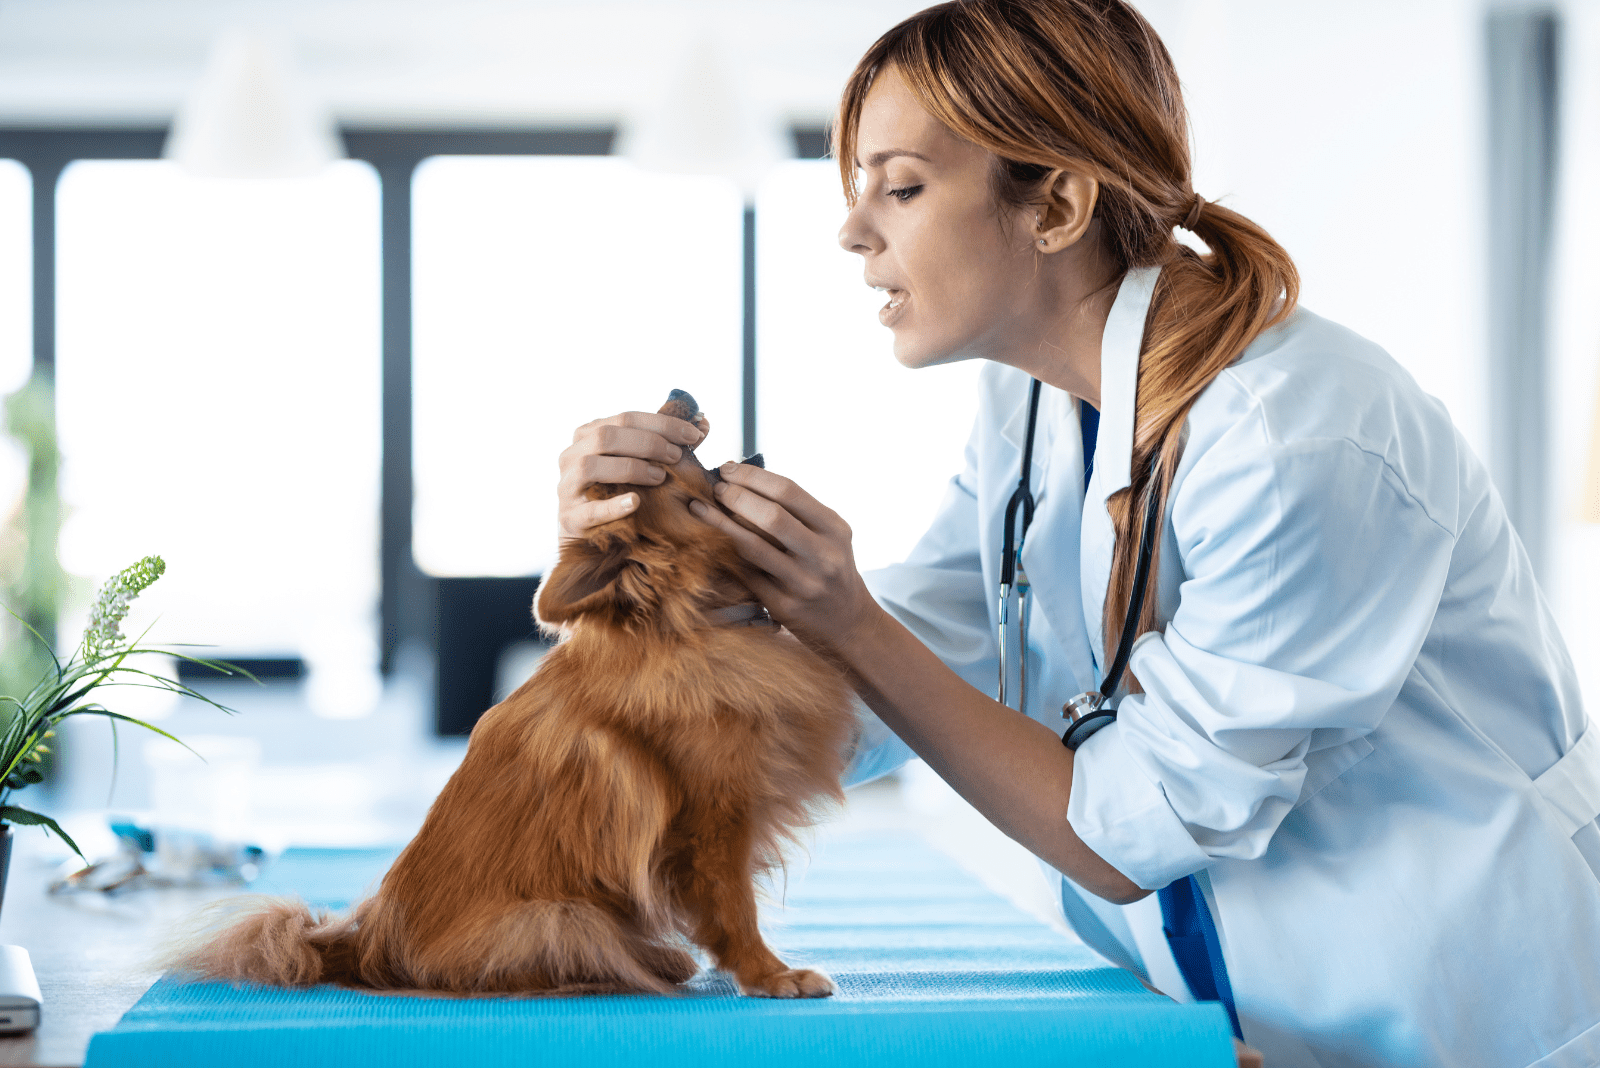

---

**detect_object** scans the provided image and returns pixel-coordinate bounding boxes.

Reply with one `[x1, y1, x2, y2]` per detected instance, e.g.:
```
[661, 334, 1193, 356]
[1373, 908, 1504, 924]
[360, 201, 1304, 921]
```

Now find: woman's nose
[838, 202, 880, 256]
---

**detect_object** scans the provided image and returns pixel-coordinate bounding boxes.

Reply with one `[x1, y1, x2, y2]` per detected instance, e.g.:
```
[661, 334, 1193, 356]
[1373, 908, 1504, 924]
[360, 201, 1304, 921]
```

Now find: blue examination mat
[86, 830, 1234, 1067]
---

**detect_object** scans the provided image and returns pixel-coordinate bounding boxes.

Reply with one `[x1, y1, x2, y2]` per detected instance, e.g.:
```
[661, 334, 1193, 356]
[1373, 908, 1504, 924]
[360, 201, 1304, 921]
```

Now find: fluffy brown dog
[173, 390, 856, 998]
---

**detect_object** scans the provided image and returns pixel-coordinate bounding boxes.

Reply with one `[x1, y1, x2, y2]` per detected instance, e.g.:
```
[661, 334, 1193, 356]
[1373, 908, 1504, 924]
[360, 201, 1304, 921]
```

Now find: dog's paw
[739, 967, 835, 999]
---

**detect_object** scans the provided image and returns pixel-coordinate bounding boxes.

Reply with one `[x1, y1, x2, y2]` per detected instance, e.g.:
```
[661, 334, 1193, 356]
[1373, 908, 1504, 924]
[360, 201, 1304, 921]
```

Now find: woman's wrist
[806, 584, 892, 667]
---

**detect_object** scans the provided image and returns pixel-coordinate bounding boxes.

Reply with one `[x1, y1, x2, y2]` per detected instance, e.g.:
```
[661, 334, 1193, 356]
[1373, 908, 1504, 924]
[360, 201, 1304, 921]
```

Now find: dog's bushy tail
[162, 895, 362, 988]
[164, 895, 699, 995]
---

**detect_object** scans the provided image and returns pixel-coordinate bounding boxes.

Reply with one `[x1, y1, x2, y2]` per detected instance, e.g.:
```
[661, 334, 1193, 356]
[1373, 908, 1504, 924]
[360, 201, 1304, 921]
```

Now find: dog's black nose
[740, 453, 765, 469]
[667, 389, 699, 417]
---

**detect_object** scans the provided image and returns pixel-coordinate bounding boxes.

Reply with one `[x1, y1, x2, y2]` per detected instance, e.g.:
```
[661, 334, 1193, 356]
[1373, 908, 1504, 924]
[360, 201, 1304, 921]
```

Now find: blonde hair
[835, 0, 1299, 667]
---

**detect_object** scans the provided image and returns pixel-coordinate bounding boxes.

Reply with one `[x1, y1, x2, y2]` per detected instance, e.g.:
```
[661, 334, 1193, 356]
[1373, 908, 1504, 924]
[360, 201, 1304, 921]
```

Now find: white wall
[1141, 0, 1489, 456]
[0, 0, 928, 126]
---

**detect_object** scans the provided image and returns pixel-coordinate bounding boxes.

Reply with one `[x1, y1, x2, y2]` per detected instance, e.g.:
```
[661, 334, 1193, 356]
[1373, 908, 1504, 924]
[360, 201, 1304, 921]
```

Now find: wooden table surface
[0, 841, 235, 1068]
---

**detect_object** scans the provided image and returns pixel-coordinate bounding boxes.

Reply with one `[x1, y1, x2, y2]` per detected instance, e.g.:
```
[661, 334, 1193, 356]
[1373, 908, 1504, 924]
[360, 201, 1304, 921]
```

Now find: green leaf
[0, 805, 85, 862]
[48, 680, 103, 716]
[61, 708, 199, 757]
[4, 765, 44, 788]
[0, 725, 48, 788]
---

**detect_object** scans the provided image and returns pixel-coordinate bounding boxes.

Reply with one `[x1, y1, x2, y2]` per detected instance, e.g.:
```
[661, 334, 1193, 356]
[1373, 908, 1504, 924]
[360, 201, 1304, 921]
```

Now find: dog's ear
[536, 539, 633, 626]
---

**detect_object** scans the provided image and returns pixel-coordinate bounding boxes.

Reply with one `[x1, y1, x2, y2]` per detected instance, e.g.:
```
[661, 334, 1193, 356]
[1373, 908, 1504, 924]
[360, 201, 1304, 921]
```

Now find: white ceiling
[0, 0, 934, 126]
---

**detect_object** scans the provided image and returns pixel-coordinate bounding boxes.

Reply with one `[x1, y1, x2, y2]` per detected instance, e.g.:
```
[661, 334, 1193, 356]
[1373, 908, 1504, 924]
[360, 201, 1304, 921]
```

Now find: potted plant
[0, 556, 243, 910]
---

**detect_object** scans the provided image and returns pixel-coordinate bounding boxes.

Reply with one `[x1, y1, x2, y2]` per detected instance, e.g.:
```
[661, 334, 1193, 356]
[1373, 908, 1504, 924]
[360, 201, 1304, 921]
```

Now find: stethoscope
[998, 379, 1163, 751]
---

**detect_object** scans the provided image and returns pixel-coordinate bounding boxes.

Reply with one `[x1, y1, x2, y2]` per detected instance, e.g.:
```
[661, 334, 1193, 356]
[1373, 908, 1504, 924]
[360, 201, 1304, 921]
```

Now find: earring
[1037, 238, 1048, 246]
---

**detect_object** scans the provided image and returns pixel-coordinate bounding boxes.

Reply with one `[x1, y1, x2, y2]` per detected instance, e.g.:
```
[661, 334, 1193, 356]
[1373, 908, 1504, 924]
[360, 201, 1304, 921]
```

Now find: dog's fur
[170, 392, 856, 998]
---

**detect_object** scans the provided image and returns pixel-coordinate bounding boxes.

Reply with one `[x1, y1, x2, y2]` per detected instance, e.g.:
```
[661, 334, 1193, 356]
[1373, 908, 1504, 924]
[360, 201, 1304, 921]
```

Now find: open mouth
[871, 284, 907, 325]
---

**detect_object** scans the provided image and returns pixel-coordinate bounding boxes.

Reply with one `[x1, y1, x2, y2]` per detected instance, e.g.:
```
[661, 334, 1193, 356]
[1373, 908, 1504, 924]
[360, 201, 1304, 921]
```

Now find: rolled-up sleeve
[1069, 429, 1456, 889]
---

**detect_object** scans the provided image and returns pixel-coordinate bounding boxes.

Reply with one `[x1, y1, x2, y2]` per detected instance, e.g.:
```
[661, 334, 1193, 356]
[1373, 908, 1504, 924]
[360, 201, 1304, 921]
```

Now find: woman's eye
[887, 185, 924, 202]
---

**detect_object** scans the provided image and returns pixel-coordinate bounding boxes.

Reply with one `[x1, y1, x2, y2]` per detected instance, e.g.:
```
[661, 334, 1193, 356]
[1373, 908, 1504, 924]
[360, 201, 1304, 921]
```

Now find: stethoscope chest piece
[1062, 691, 1117, 751]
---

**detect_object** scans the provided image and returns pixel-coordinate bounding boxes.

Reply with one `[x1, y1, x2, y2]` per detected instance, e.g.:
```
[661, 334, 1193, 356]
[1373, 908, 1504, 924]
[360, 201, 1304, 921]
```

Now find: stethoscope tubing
[997, 378, 1164, 750]
[1059, 459, 1163, 751]
[997, 379, 1044, 710]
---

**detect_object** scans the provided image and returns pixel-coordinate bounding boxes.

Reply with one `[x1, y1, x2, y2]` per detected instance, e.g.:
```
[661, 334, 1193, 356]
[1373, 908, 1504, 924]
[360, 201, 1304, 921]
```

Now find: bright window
[54, 160, 382, 701]
[756, 160, 982, 573]
[412, 156, 743, 577]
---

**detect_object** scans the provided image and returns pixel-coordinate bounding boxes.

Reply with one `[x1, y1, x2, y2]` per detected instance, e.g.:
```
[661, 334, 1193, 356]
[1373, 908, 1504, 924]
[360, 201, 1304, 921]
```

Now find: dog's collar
[705, 603, 774, 628]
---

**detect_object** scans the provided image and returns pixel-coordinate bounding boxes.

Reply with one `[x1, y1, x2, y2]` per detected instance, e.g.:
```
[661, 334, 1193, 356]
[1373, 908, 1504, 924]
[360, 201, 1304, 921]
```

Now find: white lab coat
[846, 266, 1600, 1068]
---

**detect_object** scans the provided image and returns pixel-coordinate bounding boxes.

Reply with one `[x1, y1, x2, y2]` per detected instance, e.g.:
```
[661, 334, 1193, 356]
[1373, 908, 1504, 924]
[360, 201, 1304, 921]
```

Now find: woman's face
[837, 67, 1046, 369]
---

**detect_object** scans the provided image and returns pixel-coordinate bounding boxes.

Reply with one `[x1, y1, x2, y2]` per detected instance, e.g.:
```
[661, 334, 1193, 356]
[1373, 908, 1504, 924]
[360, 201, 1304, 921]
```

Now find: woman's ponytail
[1106, 201, 1299, 660]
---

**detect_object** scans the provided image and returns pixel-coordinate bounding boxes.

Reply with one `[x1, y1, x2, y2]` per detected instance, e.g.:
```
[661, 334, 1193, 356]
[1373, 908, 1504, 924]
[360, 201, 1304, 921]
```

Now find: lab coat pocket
[1532, 724, 1600, 882]
[1532, 723, 1600, 838]
[1293, 735, 1375, 810]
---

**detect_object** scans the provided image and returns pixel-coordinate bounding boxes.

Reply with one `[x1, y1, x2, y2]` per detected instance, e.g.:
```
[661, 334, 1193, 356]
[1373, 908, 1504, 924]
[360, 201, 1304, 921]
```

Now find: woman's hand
[688, 463, 881, 648]
[557, 412, 705, 540]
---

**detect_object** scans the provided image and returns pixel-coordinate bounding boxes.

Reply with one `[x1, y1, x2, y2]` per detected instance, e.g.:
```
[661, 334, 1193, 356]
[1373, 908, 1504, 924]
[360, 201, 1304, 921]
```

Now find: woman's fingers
[713, 462, 852, 540]
[711, 478, 853, 585]
[560, 424, 683, 472]
[557, 411, 704, 538]
[703, 478, 858, 605]
[710, 479, 817, 549]
[689, 498, 809, 590]
[571, 411, 704, 450]
[690, 486, 873, 644]
[559, 454, 667, 496]
[558, 413, 701, 487]
[564, 493, 641, 538]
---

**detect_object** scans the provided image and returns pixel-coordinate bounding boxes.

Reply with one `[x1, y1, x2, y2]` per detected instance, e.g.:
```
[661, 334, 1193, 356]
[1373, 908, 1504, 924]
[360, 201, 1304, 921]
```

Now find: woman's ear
[536, 539, 632, 626]
[1034, 169, 1099, 253]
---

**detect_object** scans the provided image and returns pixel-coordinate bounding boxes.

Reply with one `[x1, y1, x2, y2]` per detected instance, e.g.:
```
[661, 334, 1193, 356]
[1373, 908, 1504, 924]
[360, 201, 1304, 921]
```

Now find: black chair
[434, 576, 547, 736]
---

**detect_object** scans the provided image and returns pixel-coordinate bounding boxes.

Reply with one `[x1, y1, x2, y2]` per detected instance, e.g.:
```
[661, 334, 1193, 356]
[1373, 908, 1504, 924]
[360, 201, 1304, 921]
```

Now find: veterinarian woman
[556, 2, 1600, 1064]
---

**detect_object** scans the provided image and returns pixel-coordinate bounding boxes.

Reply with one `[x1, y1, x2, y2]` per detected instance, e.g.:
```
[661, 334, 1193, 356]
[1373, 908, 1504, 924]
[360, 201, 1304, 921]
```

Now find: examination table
[84, 829, 1234, 1066]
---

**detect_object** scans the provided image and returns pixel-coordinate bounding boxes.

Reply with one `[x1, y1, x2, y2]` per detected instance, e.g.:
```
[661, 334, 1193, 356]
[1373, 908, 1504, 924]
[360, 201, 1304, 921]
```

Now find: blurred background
[0, 0, 1596, 880]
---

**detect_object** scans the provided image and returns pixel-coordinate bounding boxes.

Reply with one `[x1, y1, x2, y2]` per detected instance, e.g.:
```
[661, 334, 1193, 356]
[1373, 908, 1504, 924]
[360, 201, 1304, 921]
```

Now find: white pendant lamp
[164, 30, 343, 180]
[620, 35, 790, 201]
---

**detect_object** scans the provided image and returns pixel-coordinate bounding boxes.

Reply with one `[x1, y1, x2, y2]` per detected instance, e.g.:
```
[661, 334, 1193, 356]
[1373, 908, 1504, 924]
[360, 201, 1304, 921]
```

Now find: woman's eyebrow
[859, 149, 933, 168]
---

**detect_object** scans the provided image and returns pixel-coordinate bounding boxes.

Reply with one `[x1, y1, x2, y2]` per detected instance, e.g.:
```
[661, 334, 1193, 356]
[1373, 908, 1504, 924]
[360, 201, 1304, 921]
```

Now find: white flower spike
[84, 555, 167, 661]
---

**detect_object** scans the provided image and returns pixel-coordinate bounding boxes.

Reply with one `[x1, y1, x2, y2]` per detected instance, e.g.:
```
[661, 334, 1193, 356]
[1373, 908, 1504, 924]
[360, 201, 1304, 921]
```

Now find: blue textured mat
[86, 830, 1233, 1067]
